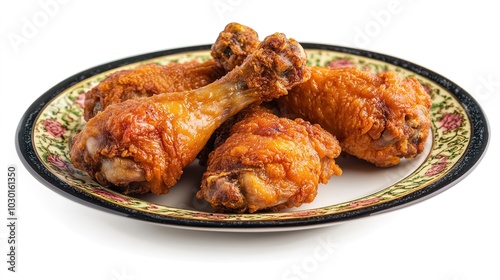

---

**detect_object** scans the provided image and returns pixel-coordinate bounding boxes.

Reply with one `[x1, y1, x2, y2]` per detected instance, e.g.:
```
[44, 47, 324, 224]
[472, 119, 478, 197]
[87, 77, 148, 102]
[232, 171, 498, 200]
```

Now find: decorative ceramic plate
[17, 44, 489, 232]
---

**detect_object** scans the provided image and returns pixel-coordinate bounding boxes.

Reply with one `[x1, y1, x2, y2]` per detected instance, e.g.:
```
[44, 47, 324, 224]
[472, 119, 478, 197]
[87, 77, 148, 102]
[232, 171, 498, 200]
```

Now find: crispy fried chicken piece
[278, 67, 432, 167]
[196, 105, 342, 213]
[83, 60, 225, 121]
[70, 33, 310, 195]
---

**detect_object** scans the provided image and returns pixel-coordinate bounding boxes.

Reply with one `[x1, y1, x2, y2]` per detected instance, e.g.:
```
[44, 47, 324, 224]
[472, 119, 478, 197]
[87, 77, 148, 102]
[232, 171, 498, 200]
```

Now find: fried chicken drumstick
[70, 33, 310, 195]
[83, 22, 260, 121]
[278, 67, 432, 167]
[197, 105, 342, 213]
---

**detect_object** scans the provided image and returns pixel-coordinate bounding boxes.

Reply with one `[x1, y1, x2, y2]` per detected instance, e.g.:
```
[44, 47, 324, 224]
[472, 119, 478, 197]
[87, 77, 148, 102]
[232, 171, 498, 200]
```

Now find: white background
[1, 0, 498, 279]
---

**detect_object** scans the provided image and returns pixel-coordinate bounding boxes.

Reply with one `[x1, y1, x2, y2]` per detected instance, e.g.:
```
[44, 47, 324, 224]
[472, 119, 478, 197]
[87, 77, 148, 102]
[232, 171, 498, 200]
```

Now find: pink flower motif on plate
[42, 119, 66, 137]
[425, 154, 448, 177]
[440, 113, 462, 131]
[92, 188, 132, 204]
[346, 197, 381, 209]
[46, 154, 73, 173]
[146, 204, 159, 210]
[422, 84, 432, 94]
[327, 59, 355, 69]
[192, 213, 230, 219]
[75, 92, 86, 108]
[281, 209, 325, 218]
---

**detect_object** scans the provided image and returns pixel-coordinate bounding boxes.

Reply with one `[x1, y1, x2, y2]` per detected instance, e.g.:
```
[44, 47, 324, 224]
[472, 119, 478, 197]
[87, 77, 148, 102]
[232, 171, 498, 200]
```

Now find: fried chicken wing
[83, 60, 225, 121]
[70, 33, 310, 195]
[278, 67, 432, 167]
[196, 105, 342, 213]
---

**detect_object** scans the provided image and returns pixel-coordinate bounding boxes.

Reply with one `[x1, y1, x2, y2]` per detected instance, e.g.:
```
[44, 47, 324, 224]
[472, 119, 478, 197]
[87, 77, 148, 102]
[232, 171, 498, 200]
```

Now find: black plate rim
[16, 43, 490, 231]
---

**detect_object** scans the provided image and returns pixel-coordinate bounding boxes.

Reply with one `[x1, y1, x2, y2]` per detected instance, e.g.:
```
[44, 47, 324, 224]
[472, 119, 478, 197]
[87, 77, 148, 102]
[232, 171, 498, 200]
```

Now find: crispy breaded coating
[197, 105, 342, 213]
[83, 60, 225, 120]
[278, 67, 432, 167]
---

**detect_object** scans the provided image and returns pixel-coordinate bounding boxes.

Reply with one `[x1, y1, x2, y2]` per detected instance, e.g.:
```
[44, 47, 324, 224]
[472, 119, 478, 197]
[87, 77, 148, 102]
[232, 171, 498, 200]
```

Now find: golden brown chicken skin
[70, 33, 310, 195]
[278, 67, 432, 167]
[197, 105, 342, 213]
[83, 60, 225, 121]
